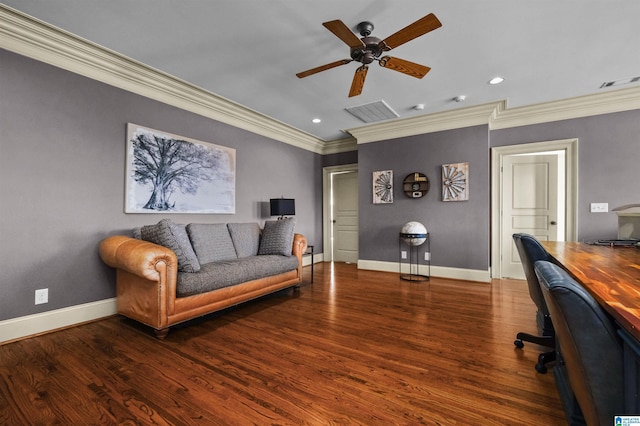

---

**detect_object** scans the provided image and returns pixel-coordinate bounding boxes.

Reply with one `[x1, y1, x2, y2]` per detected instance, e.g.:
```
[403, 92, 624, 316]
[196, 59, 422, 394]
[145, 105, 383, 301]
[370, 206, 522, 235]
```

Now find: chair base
[514, 332, 556, 374]
[514, 332, 555, 348]
[535, 350, 556, 374]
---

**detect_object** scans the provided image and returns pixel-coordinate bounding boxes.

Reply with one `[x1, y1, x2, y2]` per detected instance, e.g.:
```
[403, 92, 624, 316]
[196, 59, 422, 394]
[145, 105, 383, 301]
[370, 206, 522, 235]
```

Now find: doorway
[323, 164, 358, 263]
[491, 139, 578, 279]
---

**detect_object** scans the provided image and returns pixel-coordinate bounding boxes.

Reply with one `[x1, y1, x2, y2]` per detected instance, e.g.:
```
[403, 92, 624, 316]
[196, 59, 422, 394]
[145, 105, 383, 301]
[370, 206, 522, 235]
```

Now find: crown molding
[320, 137, 357, 155]
[0, 5, 326, 154]
[489, 85, 640, 130]
[348, 101, 502, 144]
[349, 83, 640, 143]
[3, 4, 640, 152]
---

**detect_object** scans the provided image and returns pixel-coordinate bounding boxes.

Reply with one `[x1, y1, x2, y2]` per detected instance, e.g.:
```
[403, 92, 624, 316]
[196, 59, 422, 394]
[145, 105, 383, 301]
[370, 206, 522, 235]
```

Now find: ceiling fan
[296, 13, 442, 97]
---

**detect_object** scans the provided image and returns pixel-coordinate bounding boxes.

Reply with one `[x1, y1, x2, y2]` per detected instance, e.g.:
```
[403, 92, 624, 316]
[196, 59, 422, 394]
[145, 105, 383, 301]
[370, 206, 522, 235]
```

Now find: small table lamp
[270, 198, 295, 219]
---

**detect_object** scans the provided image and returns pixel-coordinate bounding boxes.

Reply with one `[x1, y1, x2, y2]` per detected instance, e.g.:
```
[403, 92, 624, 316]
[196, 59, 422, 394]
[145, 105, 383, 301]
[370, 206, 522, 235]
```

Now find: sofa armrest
[99, 235, 179, 328]
[99, 235, 177, 282]
[292, 233, 307, 258]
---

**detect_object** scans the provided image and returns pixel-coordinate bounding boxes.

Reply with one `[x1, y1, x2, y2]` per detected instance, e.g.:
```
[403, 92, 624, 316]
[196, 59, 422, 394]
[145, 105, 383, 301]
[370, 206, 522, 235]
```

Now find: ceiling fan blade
[379, 13, 442, 51]
[379, 56, 431, 79]
[349, 66, 368, 97]
[296, 59, 353, 78]
[323, 20, 366, 49]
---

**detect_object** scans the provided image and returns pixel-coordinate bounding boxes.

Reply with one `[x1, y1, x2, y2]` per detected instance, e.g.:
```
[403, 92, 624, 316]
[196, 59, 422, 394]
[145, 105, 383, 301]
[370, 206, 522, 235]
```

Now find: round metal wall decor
[403, 172, 429, 198]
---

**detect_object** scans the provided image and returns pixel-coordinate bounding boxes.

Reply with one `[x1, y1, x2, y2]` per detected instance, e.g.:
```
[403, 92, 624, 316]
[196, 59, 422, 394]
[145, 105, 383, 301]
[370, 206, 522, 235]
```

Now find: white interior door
[332, 171, 358, 263]
[501, 154, 559, 279]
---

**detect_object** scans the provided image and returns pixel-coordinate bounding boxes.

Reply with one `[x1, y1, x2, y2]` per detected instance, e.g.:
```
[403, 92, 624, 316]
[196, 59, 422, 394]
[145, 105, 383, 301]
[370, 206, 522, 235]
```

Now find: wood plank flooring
[0, 263, 566, 425]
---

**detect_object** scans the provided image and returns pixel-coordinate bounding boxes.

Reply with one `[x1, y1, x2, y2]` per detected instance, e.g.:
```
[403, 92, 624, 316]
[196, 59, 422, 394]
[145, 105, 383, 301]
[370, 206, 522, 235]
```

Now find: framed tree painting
[125, 123, 236, 213]
[373, 170, 393, 204]
[442, 162, 468, 202]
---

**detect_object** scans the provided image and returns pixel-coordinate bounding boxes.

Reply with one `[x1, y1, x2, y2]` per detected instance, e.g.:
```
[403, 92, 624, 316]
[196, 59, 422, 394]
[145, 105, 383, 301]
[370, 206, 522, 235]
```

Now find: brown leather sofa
[99, 220, 307, 339]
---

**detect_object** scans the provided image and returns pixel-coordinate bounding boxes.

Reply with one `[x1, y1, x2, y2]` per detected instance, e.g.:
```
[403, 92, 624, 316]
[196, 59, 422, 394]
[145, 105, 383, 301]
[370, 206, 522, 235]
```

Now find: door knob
[550, 221, 557, 225]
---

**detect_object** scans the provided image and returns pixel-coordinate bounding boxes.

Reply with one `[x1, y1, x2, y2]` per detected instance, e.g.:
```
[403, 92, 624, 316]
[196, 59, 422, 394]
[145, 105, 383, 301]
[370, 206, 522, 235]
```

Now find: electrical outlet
[401, 251, 407, 259]
[590, 203, 609, 213]
[35, 288, 48, 305]
[424, 252, 431, 261]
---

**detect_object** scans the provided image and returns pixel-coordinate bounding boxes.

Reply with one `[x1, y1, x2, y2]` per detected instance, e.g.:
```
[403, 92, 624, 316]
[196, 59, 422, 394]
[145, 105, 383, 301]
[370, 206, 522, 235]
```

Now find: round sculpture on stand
[401, 221, 428, 245]
[399, 221, 430, 281]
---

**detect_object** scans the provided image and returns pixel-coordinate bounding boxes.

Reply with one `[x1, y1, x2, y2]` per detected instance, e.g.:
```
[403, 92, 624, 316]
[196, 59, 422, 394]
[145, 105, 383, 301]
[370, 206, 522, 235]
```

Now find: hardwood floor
[0, 263, 566, 425]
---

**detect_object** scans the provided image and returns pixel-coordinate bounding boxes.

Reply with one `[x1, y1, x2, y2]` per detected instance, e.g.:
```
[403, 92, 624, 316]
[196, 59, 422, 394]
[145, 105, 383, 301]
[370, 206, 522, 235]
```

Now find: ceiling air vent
[346, 100, 400, 123]
[600, 76, 640, 89]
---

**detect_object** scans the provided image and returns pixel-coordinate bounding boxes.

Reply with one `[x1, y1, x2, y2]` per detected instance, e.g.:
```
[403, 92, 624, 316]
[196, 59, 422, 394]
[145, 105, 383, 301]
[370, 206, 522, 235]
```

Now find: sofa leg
[154, 328, 170, 339]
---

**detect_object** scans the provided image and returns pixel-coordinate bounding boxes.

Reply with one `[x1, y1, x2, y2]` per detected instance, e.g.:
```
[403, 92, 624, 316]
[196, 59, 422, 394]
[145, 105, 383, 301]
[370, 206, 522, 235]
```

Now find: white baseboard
[0, 259, 486, 344]
[0, 298, 117, 344]
[357, 259, 491, 283]
[303, 252, 323, 266]
[0, 254, 324, 344]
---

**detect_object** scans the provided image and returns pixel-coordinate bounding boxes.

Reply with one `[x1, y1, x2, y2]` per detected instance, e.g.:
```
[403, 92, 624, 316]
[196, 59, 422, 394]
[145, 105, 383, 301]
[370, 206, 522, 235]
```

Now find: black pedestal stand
[399, 233, 430, 281]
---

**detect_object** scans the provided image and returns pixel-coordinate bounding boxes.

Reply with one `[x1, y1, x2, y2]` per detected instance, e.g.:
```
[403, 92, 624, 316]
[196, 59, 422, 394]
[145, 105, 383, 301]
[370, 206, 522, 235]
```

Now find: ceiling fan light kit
[296, 13, 442, 97]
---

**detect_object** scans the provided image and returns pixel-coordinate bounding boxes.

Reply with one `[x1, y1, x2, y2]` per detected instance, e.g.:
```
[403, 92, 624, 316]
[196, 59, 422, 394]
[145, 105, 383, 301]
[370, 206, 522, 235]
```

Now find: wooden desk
[541, 241, 640, 341]
[541, 241, 640, 413]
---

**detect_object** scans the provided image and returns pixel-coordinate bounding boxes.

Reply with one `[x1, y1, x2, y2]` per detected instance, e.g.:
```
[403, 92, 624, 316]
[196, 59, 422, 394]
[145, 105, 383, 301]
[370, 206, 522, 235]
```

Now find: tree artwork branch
[131, 132, 225, 211]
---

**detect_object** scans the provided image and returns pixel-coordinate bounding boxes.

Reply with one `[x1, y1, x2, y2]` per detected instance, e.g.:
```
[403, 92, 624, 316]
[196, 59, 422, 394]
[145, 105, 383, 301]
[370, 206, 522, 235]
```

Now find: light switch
[590, 203, 608, 213]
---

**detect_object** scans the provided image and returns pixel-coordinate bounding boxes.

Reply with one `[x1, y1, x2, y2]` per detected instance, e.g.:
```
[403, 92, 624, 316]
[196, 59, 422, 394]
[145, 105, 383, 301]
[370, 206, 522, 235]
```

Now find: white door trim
[323, 164, 358, 262]
[490, 139, 579, 279]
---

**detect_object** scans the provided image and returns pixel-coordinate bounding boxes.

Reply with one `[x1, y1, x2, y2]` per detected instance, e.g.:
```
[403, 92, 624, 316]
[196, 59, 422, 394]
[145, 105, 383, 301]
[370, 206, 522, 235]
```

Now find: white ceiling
[4, 1, 640, 142]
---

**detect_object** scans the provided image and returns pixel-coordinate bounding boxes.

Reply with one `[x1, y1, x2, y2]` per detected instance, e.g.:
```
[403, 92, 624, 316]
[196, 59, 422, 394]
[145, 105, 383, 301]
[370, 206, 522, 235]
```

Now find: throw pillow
[258, 218, 295, 256]
[132, 227, 142, 240]
[141, 218, 201, 273]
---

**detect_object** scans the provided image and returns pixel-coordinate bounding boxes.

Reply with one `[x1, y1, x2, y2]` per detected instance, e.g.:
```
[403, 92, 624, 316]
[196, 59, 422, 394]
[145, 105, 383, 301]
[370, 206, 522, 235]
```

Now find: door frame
[323, 164, 358, 262]
[490, 138, 578, 279]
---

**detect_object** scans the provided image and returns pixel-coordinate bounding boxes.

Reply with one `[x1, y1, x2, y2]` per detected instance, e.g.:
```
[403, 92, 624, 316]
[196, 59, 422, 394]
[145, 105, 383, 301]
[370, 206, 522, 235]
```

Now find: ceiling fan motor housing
[350, 36, 383, 64]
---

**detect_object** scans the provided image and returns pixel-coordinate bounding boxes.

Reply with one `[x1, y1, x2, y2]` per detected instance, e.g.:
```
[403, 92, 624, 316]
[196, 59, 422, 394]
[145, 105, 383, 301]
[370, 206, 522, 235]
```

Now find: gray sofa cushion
[177, 255, 299, 297]
[227, 223, 260, 258]
[187, 223, 237, 264]
[141, 219, 201, 273]
[258, 218, 295, 256]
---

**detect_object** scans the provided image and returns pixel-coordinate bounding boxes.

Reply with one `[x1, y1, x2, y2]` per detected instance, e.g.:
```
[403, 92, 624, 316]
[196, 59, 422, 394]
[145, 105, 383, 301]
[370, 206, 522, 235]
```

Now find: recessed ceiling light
[489, 76, 505, 85]
[312, 118, 321, 124]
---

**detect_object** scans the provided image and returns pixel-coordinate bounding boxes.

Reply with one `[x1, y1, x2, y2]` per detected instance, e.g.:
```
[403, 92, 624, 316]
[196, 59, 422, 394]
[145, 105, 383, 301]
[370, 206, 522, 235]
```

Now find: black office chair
[512, 233, 556, 373]
[534, 260, 624, 425]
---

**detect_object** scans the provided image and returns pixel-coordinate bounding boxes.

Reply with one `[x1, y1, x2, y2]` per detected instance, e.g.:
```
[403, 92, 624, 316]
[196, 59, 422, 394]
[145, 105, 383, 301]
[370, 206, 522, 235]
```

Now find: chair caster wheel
[514, 339, 524, 349]
[535, 363, 548, 374]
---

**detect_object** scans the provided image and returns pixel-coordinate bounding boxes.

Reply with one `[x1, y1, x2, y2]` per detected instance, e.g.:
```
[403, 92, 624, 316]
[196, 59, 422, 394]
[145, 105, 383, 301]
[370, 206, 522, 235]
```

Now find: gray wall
[355, 108, 640, 271]
[2, 46, 639, 323]
[358, 125, 490, 270]
[0, 50, 321, 321]
[490, 110, 640, 242]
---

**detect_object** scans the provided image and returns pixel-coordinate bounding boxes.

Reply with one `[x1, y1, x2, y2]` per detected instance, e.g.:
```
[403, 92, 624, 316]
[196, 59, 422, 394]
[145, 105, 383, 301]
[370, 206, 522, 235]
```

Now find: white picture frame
[373, 170, 393, 204]
[442, 162, 468, 202]
[125, 123, 236, 213]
